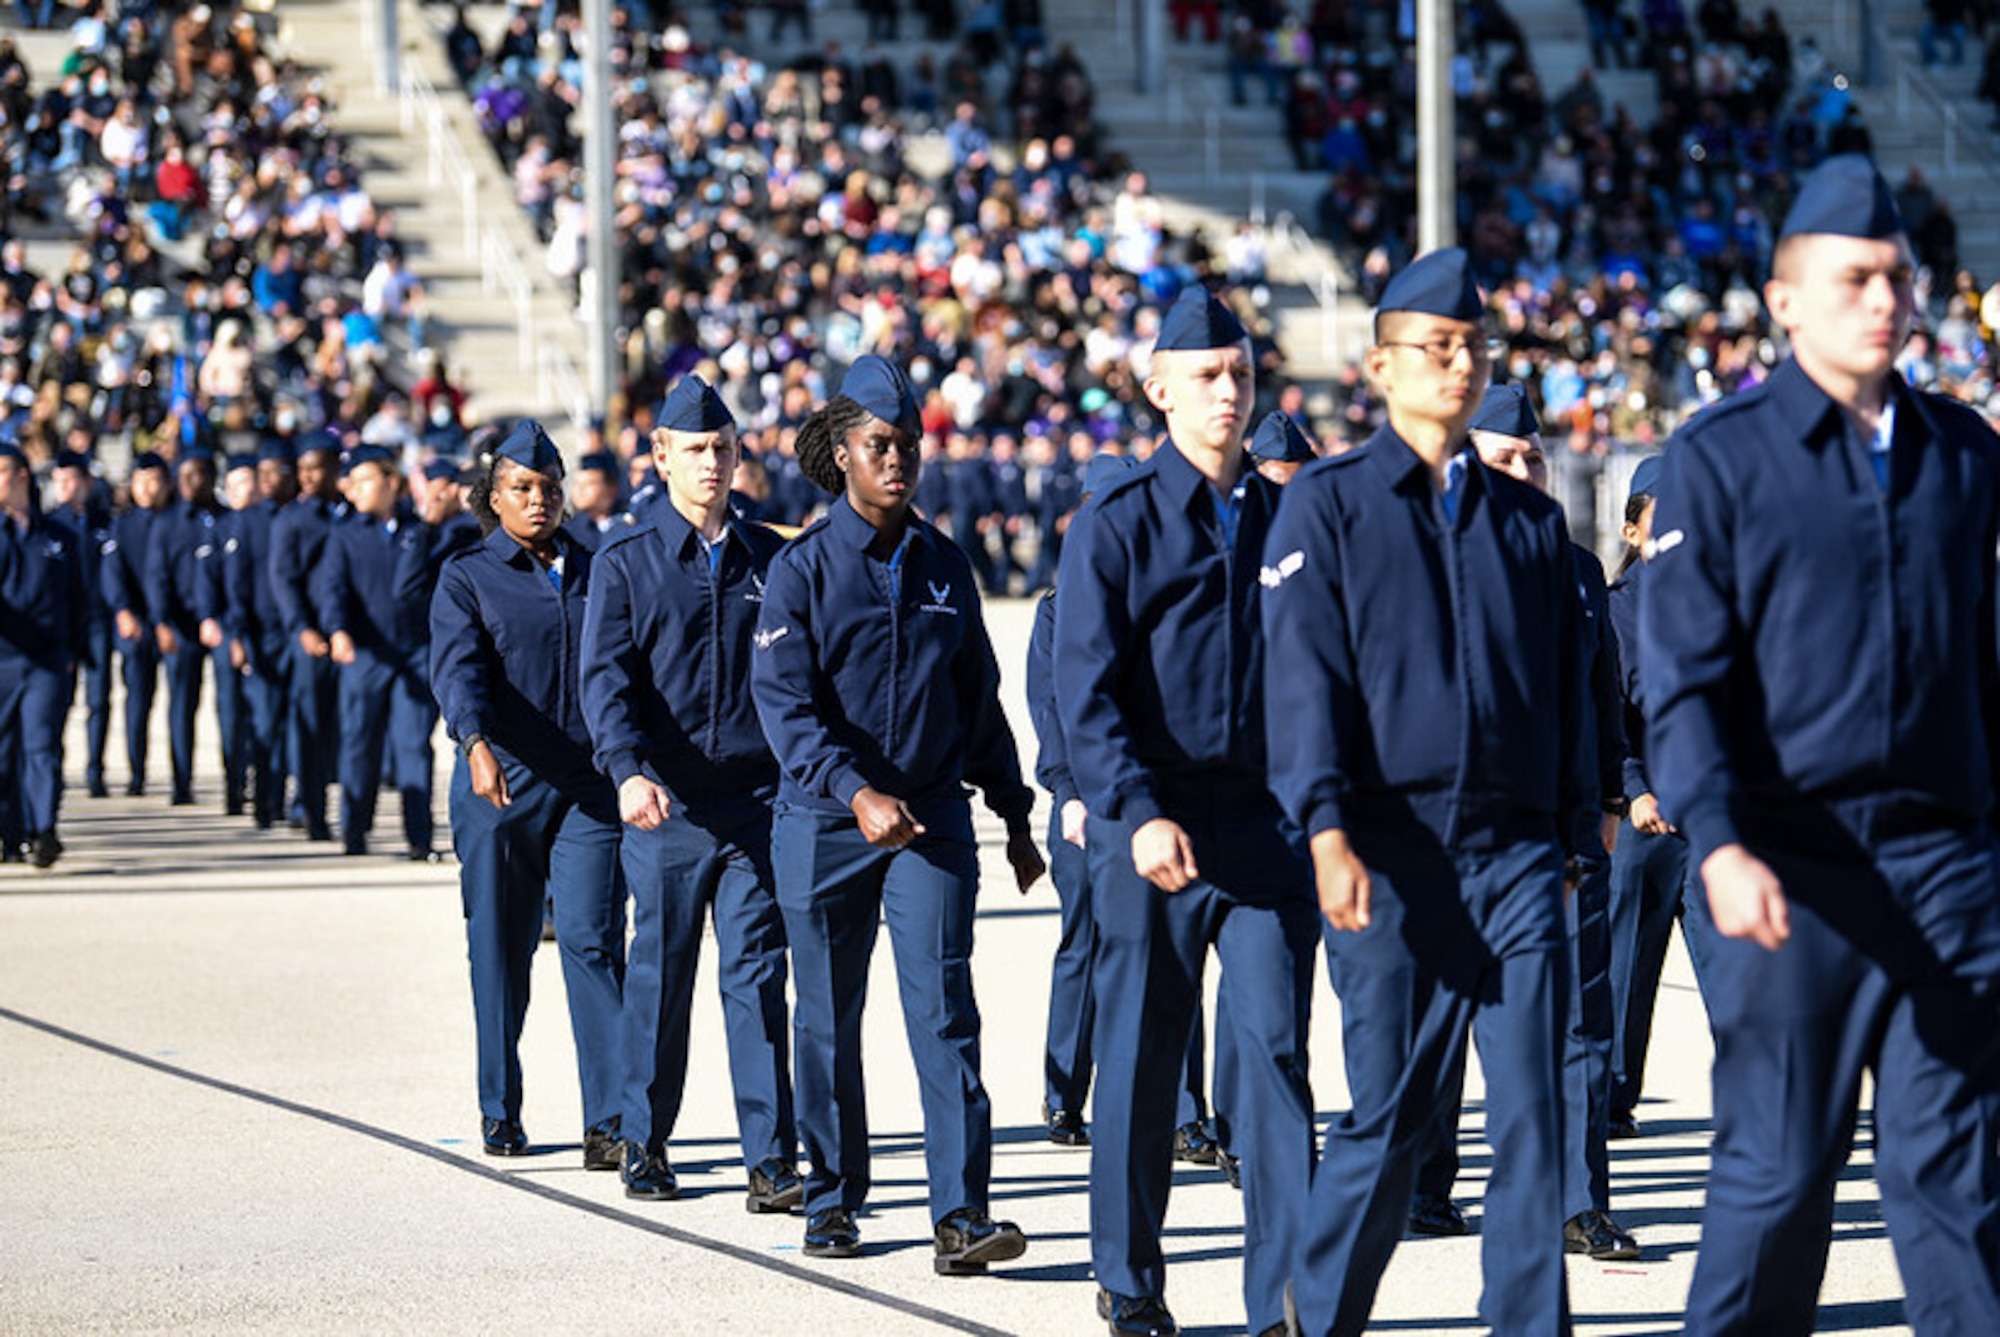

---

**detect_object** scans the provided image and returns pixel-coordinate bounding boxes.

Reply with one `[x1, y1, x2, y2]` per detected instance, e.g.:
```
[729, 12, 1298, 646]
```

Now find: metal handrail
[397, 54, 590, 435]
[1266, 209, 1349, 368]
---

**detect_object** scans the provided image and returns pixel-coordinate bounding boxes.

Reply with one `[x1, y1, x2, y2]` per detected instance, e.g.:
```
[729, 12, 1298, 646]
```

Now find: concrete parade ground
[2, 598, 1914, 1335]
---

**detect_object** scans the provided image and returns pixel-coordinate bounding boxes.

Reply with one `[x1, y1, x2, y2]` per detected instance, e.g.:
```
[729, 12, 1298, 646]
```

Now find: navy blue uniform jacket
[1640, 358, 2000, 864]
[0, 509, 86, 666]
[580, 507, 785, 803]
[1261, 430, 1590, 849]
[1024, 590, 1079, 808]
[430, 527, 608, 805]
[222, 499, 284, 642]
[1052, 440, 1279, 825]
[318, 511, 440, 654]
[1607, 560, 1654, 804]
[268, 496, 344, 640]
[750, 494, 1034, 826]
[100, 506, 159, 625]
[143, 500, 221, 637]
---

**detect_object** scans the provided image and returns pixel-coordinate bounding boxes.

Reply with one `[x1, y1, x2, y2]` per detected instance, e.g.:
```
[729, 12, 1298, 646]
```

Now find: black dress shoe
[170, 790, 195, 807]
[1607, 1111, 1641, 1139]
[408, 847, 443, 863]
[1407, 1191, 1469, 1236]
[1097, 1288, 1178, 1336]
[933, 1207, 1027, 1275]
[343, 835, 369, 857]
[1220, 1148, 1242, 1190]
[125, 780, 145, 797]
[1565, 1208, 1640, 1260]
[621, 1143, 679, 1200]
[582, 1124, 622, 1171]
[1172, 1119, 1219, 1165]
[225, 797, 245, 817]
[803, 1207, 861, 1258]
[746, 1157, 804, 1214]
[87, 780, 110, 799]
[481, 1117, 528, 1156]
[1044, 1102, 1089, 1147]
[27, 832, 62, 869]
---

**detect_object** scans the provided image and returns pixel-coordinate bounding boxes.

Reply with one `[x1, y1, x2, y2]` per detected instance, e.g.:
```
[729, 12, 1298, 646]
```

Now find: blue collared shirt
[144, 499, 221, 637]
[1024, 589, 1078, 808]
[1261, 426, 1590, 849]
[0, 507, 86, 666]
[579, 505, 786, 806]
[318, 509, 440, 654]
[1641, 358, 2000, 862]
[751, 494, 1034, 826]
[1052, 440, 1279, 825]
[268, 496, 346, 640]
[100, 505, 160, 626]
[430, 526, 608, 805]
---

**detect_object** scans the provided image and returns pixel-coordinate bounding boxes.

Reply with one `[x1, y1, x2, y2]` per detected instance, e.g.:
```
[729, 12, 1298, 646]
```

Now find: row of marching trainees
[421, 153, 2000, 1337]
[6, 146, 1998, 1336]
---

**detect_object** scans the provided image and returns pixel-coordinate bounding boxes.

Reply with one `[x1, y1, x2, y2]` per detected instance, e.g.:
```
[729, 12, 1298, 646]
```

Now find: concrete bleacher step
[274, 0, 594, 434]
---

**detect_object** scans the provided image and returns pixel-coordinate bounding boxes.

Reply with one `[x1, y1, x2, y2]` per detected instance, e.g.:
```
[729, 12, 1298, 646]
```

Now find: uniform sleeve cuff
[603, 748, 642, 788]
[1622, 759, 1652, 805]
[1303, 796, 1347, 841]
[1109, 787, 1165, 828]
[1676, 798, 1742, 867]
[831, 768, 871, 810]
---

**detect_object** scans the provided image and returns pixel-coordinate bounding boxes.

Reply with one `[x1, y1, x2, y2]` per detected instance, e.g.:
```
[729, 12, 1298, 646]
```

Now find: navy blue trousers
[619, 796, 795, 1169]
[241, 632, 290, 825]
[210, 642, 247, 806]
[0, 655, 67, 842]
[1686, 807, 2000, 1337]
[1043, 809, 1095, 1117]
[336, 646, 435, 851]
[1043, 808, 1228, 1133]
[1606, 822, 1693, 1119]
[450, 761, 626, 1130]
[116, 632, 158, 788]
[774, 802, 993, 1224]
[1562, 864, 1614, 1218]
[76, 618, 110, 790]
[287, 643, 337, 837]
[1294, 837, 1571, 1337]
[160, 637, 203, 800]
[1087, 810, 1317, 1333]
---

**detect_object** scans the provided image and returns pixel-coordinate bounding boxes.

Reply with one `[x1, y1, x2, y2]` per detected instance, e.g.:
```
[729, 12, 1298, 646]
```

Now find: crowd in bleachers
[0, 0, 458, 474]
[443, 0, 1307, 588]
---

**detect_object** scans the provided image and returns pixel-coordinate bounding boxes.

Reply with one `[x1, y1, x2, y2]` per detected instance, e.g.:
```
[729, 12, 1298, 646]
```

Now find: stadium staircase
[277, 0, 594, 437]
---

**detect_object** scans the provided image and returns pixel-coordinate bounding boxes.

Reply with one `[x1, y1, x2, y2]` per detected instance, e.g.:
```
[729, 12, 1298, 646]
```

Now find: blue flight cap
[179, 444, 216, 466]
[1082, 451, 1135, 496]
[341, 443, 398, 477]
[836, 355, 922, 438]
[294, 430, 342, 459]
[1250, 411, 1317, 464]
[1154, 285, 1249, 352]
[420, 457, 462, 483]
[1468, 383, 1541, 438]
[1628, 454, 1664, 502]
[1377, 246, 1485, 323]
[1778, 153, 1905, 241]
[224, 452, 258, 474]
[0, 441, 25, 468]
[53, 448, 92, 471]
[576, 450, 620, 476]
[494, 420, 564, 477]
[658, 374, 736, 432]
[256, 437, 295, 465]
[131, 451, 170, 475]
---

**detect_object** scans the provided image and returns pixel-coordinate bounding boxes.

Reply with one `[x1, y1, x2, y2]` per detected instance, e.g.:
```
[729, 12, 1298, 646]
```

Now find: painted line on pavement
[0, 1004, 1012, 1336]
